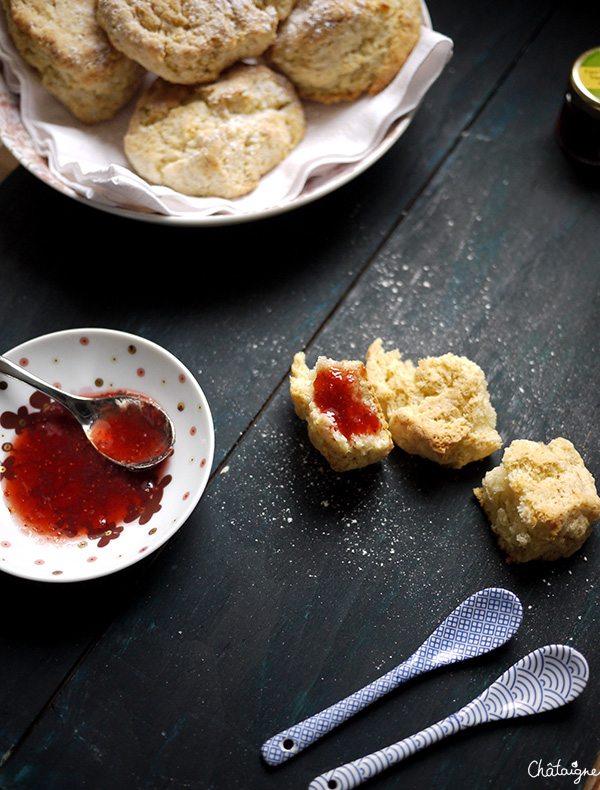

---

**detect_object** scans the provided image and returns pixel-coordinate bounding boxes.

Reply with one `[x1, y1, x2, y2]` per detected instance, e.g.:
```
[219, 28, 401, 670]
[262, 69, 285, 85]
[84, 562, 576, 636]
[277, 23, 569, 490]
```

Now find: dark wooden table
[0, 1, 599, 788]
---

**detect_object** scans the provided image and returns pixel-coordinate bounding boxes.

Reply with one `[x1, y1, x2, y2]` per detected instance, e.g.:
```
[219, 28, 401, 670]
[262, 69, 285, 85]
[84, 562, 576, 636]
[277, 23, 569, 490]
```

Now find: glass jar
[556, 47, 600, 173]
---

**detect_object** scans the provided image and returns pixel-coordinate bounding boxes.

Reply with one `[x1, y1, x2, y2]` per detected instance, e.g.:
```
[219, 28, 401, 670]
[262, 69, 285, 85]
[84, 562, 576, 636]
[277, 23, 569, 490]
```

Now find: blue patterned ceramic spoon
[261, 587, 523, 767]
[309, 644, 589, 790]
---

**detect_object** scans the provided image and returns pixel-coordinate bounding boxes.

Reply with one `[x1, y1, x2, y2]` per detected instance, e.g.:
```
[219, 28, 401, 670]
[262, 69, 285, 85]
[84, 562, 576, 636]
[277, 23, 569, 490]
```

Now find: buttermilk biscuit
[1, 0, 145, 123]
[264, 0, 422, 103]
[124, 63, 305, 198]
[474, 438, 600, 563]
[290, 352, 393, 472]
[366, 339, 501, 468]
[97, 0, 296, 85]
[365, 337, 416, 419]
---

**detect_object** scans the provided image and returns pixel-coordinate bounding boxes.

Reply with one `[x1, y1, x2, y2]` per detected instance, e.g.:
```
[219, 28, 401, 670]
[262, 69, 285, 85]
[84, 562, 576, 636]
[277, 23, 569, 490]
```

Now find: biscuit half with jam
[290, 352, 393, 472]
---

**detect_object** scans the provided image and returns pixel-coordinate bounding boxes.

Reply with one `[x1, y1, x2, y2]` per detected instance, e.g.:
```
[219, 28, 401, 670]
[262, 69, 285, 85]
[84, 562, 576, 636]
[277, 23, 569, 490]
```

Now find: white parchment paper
[0, 13, 453, 218]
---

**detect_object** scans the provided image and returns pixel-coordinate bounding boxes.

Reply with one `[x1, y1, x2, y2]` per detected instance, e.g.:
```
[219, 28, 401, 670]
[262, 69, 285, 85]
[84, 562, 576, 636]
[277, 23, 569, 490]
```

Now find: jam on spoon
[0, 354, 175, 470]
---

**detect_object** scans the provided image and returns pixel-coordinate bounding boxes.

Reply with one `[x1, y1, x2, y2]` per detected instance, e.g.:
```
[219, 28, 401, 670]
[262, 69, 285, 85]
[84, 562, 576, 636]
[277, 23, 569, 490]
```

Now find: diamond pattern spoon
[309, 643, 589, 790]
[261, 587, 523, 767]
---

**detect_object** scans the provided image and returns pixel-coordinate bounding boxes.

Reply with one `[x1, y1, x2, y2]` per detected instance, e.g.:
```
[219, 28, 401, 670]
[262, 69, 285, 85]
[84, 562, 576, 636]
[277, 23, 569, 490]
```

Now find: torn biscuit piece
[290, 352, 393, 472]
[366, 338, 501, 468]
[474, 438, 600, 563]
[365, 337, 416, 418]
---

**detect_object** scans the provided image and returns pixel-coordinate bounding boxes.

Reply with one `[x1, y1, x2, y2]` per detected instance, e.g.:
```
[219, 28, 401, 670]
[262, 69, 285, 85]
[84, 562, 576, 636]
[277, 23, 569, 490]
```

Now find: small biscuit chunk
[97, 0, 295, 85]
[290, 352, 393, 472]
[124, 63, 305, 198]
[1, 0, 145, 123]
[264, 0, 421, 103]
[474, 438, 600, 563]
[366, 339, 501, 468]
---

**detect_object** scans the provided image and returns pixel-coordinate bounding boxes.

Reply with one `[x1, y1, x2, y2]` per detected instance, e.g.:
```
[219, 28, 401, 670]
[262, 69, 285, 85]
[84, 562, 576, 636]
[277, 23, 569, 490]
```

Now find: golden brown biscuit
[474, 438, 600, 563]
[124, 63, 305, 198]
[366, 339, 501, 468]
[97, 0, 295, 85]
[1, 0, 145, 123]
[290, 352, 393, 472]
[265, 0, 421, 102]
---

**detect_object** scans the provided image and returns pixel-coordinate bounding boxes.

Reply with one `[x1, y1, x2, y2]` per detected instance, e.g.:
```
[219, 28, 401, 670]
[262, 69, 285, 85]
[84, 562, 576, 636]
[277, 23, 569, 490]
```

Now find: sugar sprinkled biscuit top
[474, 438, 600, 563]
[1, 0, 145, 123]
[290, 352, 393, 472]
[366, 339, 501, 468]
[265, 0, 422, 103]
[124, 63, 305, 199]
[97, 0, 295, 85]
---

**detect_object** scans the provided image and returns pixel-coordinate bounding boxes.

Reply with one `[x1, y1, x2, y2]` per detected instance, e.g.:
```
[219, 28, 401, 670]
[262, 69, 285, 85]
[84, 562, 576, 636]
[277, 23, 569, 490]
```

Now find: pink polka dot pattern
[0, 328, 213, 582]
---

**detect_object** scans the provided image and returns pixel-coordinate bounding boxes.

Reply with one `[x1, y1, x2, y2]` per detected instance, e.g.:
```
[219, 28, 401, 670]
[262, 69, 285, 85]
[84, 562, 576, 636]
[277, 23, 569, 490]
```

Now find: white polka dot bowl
[0, 328, 214, 583]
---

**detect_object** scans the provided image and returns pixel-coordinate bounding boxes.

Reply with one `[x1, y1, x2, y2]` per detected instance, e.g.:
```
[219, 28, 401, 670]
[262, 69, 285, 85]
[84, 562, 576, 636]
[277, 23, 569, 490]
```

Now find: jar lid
[571, 47, 600, 115]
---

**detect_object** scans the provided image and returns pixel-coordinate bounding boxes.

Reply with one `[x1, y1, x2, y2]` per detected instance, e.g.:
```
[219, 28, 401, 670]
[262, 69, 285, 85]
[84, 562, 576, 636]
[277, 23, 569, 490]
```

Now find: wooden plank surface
[0, 0, 551, 767]
[1, 0, 599, 788]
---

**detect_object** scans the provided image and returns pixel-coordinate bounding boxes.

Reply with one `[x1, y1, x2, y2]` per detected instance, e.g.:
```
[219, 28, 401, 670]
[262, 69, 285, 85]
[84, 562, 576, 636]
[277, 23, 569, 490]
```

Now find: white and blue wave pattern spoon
[261, 587, 523, 766]
[309, 644, 589, 790]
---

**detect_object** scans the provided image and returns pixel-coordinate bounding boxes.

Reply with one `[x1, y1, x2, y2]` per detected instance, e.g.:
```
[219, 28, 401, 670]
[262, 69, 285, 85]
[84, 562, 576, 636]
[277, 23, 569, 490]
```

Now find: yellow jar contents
[557, 47, 600, 170]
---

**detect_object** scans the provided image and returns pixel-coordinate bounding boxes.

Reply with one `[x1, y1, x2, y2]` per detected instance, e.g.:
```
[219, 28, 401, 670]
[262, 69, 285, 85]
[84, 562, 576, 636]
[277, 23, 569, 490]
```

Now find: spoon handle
[261, 655, 421, 766]
[0, 355, 92, 418]
[0, 355, 64, 401]
[308, 701, 480, 790]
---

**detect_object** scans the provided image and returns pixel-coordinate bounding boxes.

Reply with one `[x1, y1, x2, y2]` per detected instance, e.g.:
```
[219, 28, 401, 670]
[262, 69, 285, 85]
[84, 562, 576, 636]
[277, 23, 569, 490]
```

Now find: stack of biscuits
[1, 0, 423, 198]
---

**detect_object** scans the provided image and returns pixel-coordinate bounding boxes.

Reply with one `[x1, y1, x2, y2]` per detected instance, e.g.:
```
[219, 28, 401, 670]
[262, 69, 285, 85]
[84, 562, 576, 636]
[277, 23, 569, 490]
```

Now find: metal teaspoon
[261, 587, 523, 766]
[309, 643, 589, 790]
[0, 354, 175, 470]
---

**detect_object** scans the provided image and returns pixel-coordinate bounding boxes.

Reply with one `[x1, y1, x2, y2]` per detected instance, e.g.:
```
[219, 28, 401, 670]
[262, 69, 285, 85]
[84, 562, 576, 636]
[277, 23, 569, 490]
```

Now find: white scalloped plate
[0, 328, 214, 582]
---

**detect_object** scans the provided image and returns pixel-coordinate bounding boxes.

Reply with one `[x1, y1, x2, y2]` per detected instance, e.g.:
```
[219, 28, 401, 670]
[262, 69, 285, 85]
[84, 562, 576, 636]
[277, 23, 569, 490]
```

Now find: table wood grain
[0, 1, 598, 788]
